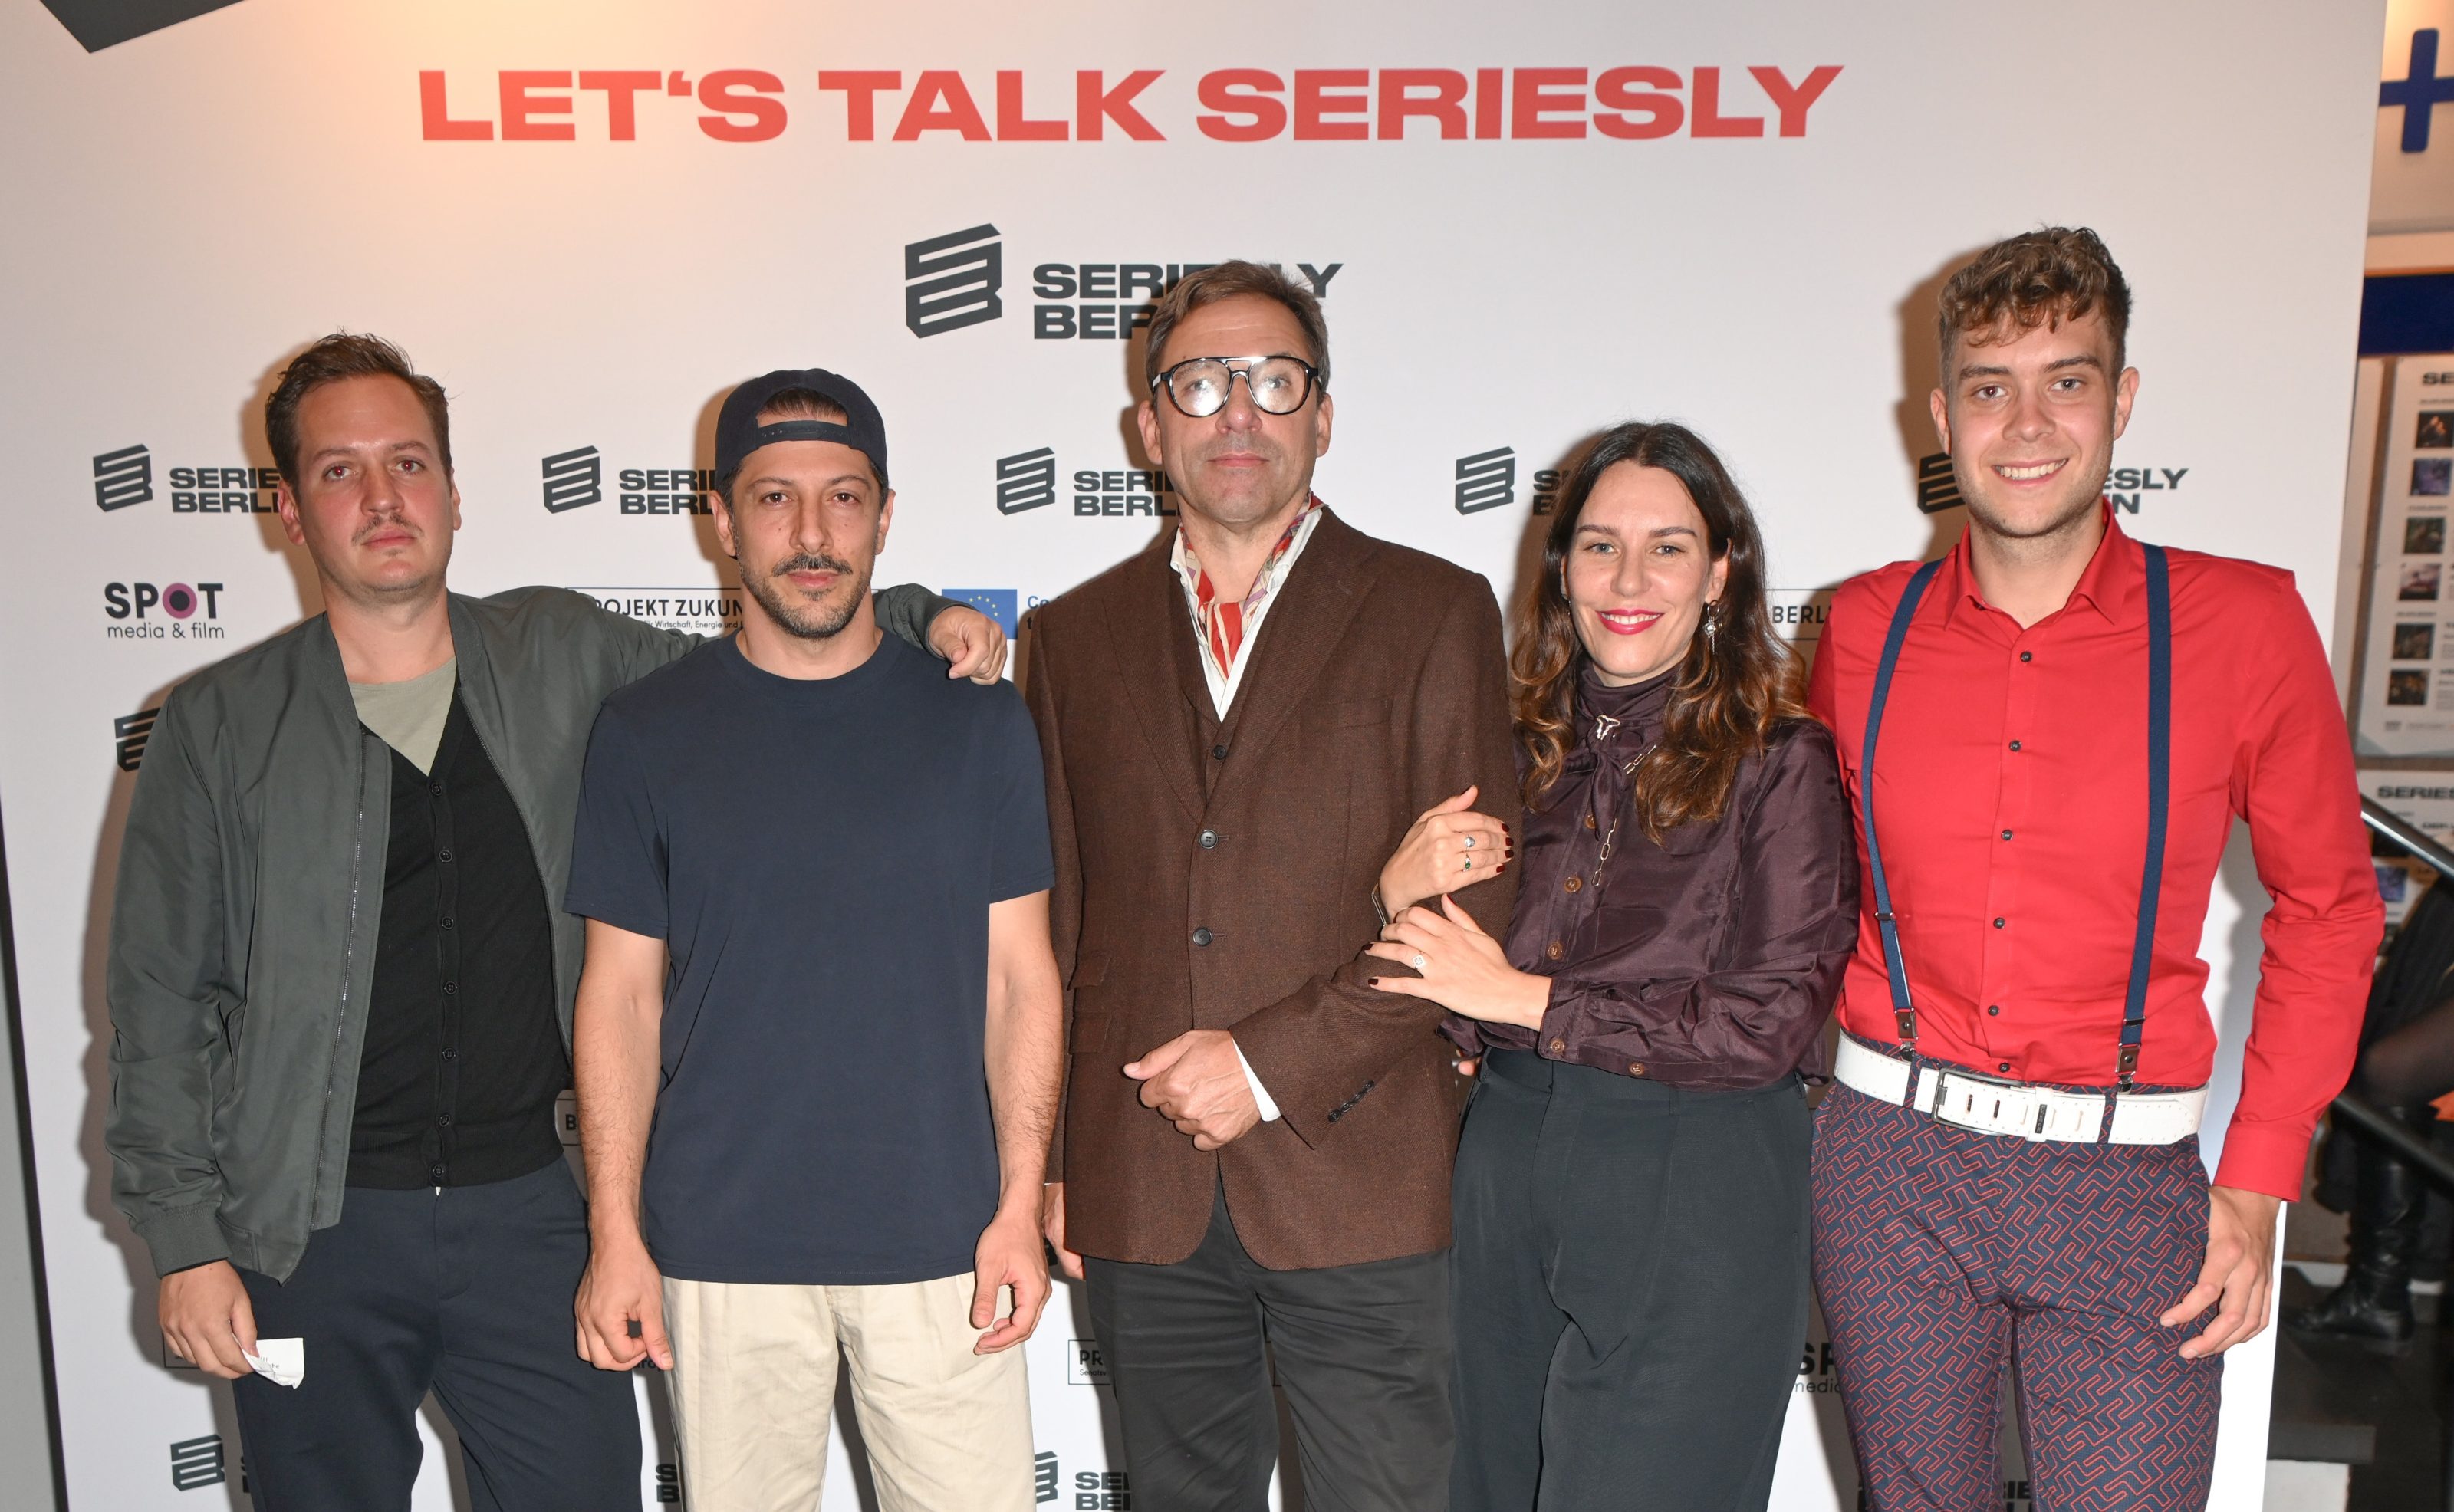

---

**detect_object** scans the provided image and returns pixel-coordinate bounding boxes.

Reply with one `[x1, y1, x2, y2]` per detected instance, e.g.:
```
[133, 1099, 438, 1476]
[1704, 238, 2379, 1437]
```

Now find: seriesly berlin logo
[114, 707, 161, 773]
[91, 449, 280, 515]
[1453, 447, 1564, 514]
[1031, 259, 1337, 340]
[542, 446, 604, 511]
[907, 226, 1341, 340]
[995, 449, 1058, 514]
[41, 0, 242, 51]
[994, 448, 1179, 518]
[94, 445, 153, 511]
[540, 449, 716, 515]
[1454, 449, 1515, 514]
[906, 225, 1003, 337]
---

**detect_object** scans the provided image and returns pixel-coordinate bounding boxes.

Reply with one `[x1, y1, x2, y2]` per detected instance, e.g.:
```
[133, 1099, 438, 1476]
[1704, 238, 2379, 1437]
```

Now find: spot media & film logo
[104, 580, 226, 642]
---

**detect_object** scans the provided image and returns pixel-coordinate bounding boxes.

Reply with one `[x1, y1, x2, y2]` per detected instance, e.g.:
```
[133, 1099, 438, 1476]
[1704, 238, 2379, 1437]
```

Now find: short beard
[742, 551, 871, 639]
[1955, 459, 2110, 547]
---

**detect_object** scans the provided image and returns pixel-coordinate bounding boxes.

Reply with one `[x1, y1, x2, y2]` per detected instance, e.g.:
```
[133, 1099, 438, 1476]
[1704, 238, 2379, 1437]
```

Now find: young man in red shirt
[1806, 228, 2381, 1510]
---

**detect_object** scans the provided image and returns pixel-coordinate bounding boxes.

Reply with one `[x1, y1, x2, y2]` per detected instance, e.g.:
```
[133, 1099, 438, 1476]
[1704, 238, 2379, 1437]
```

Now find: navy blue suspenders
[1859, 544, 2173, 1095]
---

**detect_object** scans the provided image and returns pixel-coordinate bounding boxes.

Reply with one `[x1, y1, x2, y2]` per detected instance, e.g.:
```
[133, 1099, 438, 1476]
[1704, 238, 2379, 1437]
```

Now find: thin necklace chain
[1589, 729, 1656, 894]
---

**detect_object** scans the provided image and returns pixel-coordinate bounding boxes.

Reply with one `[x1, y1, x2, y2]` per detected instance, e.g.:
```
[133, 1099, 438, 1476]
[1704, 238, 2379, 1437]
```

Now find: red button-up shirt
[1805, 511, 2380, 1200]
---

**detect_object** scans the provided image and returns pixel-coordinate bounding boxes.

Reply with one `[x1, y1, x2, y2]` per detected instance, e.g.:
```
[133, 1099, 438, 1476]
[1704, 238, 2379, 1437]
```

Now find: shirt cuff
[2212, 1119, 2317, 1204]
[1234, 1040, 1282, 1122]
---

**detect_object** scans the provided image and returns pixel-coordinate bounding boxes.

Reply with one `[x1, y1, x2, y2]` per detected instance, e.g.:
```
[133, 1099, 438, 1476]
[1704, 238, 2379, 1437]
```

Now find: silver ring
[1410, 953, 1427, 972]
[1462, 834, 1477, 850]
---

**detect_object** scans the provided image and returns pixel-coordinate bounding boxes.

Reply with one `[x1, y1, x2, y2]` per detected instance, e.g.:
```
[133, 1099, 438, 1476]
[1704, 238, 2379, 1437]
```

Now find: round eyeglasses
[1151, 354, 1323, 418]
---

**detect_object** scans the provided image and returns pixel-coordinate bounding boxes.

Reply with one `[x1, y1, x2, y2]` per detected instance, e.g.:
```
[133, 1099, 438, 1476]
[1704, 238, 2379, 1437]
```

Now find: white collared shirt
[1166, 504, 1327, 1122]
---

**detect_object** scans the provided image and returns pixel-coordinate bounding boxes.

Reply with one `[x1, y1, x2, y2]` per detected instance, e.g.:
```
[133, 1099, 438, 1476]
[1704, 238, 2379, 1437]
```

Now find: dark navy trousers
[232, 1158, 641, 1511]
[1811, 1070, 2222, 1512]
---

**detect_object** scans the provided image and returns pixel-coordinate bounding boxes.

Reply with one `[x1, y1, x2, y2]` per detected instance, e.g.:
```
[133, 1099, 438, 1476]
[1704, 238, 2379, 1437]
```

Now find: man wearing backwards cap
[567, 369, 1064, 1510]
[105, 334, 1002, 1510]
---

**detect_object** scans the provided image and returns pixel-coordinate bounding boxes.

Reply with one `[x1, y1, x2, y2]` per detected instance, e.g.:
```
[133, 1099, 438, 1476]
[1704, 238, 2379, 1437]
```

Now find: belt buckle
[1929, 1070, 2035, 1138]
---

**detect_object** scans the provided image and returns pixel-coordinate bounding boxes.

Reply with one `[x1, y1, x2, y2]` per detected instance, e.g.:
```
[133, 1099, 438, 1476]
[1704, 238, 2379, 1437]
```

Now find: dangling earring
[1702, 600, 1720, 643]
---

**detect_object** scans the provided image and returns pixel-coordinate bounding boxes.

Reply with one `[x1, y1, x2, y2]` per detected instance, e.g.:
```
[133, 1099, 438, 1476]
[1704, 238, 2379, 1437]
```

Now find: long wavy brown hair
[1514, 421, 1810, 839]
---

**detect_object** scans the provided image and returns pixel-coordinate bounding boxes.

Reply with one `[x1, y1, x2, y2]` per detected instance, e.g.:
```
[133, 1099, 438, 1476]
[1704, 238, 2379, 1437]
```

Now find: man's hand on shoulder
[972, 1203, 1053, 1355]
[1127, 1030, 1260, 1150]
[929, 604, 1008, 685]
[160, 1260, 256, 1379]
[2162, 1184, 2281, 1359]
[574, 1231, 673, 1372]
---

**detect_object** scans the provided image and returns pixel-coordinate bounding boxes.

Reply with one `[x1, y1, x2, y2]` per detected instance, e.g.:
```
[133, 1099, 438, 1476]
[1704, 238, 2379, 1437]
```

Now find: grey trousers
[1450, 1050, 1810, 1512]
[1084, 1185, 1452, 1512]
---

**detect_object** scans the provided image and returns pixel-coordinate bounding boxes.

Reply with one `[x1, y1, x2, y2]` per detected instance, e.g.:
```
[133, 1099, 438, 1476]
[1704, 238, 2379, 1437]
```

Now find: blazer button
[1547, 1038, 1566, 1055]
[1192, 927, 1213, 947]
[1563, 876, 1582, 894]
[1545, 940, 1564, 961]
[1198, 829, 1219, 850]
[1212, 744, 1230, 760]
[1627, 1062, 1646, 1076]
[1584, 814, 1597, 830]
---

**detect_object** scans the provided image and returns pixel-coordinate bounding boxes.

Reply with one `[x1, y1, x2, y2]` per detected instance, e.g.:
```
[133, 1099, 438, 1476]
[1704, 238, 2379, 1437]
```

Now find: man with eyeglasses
[1025, 261, 1518, 1508]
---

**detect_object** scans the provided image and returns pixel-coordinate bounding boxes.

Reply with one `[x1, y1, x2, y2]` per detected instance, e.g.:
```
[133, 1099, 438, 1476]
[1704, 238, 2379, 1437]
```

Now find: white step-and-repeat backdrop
[0, 1, 2385, 1507]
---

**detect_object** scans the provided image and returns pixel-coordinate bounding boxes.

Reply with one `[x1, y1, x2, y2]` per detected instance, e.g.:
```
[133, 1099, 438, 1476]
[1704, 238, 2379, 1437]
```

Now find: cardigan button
[1563, 876, 1582, 894]
[1627, 1062, 1646, 1076]
[1548, 1038, 1566, 1055]
[1545, 940, 1564, 961]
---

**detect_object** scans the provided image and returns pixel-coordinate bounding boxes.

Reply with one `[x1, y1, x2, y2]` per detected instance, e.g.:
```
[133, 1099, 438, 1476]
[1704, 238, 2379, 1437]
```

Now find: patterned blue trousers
[1810, 1046, 2222, 1512]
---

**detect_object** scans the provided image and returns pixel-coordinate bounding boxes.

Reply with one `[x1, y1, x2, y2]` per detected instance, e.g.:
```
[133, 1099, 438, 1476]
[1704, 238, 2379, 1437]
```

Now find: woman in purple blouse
[1367, 421, 1857, 1510]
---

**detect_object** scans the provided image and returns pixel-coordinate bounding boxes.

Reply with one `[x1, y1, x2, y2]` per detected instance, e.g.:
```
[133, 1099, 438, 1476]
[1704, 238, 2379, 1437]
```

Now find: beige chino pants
[663, 1273, 1034, 1512]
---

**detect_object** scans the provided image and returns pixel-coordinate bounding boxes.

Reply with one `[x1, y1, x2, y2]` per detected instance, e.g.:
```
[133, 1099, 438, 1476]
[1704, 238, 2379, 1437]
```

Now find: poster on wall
[0, 1, 2382, 1508]
[2356, 354, 2454, 757]
[2360, 771, 2454, 938]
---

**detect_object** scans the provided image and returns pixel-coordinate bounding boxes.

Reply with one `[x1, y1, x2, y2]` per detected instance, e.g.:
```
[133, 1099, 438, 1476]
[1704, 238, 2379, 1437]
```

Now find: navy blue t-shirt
[565, 633, 1053, 1284]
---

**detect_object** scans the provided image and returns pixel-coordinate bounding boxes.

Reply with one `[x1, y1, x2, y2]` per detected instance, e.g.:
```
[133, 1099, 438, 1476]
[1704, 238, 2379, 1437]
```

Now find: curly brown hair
[1513, 422, 1810, 839]
[1936, 226, 2131, 374]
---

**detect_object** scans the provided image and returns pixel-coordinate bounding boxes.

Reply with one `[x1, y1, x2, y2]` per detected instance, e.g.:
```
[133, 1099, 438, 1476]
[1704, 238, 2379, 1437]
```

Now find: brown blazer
[1025, 508, 1518, 1270]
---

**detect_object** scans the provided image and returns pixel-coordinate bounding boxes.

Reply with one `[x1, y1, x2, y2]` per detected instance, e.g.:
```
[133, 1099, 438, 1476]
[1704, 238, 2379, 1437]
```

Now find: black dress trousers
[1085, 1182, 1453, 1512]
[231, 1159, 641, 1511]
[1450, 1050, 1810, 1512]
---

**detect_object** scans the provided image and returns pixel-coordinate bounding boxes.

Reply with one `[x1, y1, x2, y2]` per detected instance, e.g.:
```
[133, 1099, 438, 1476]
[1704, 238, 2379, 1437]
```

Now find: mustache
[353, 510, 417, 546]
[771, 553, 854, 578]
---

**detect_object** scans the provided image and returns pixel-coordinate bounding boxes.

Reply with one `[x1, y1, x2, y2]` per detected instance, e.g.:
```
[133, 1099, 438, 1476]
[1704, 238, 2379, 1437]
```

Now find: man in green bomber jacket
[104, 333, 1005, 1510]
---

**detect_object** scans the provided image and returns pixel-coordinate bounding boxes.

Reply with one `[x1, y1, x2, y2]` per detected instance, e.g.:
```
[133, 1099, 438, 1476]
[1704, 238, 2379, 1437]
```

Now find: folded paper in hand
[245, 1337, 304, 1389]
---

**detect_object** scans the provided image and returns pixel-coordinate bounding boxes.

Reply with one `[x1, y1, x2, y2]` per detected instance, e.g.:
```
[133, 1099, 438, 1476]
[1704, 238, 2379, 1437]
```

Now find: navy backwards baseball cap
[712, 368, 890, 496]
